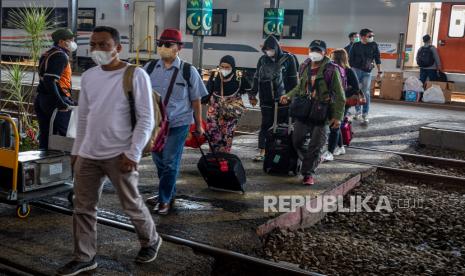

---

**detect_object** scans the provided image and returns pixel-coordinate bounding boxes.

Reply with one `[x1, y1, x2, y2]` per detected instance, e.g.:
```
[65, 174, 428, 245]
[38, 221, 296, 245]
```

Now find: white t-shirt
[71, 64, 154, 163]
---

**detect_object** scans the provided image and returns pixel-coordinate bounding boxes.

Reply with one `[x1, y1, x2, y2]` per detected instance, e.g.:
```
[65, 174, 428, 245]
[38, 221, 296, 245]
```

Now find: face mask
[66, 41, 78, 52]
[220, 69, 232, 77]
[158, 46, 177, 59]
[354, 37, 361, 43]
[265, 50, 275, 57]
[309, 52, 324, 62]
[91, 50, 117, 66]
[367, 37, 374, 43]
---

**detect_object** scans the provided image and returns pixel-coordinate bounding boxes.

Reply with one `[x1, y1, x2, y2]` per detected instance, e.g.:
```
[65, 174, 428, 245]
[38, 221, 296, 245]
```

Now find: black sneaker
[56, 258, 97, 276]
[135, 236, 163, 263]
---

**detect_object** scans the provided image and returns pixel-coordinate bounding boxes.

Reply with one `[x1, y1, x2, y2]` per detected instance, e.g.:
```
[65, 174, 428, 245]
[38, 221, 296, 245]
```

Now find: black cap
[423, 34, 431, 43]
[309, 40, 327, 52]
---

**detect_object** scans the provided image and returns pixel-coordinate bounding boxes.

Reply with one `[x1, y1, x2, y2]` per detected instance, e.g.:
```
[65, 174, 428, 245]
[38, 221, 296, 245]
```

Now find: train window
[212, 9, 227, 36]
[283, 10, 303, 39]
[2, 7, 67, 29]
[449, 5, 465, 38]
[78, 8, 96, 31]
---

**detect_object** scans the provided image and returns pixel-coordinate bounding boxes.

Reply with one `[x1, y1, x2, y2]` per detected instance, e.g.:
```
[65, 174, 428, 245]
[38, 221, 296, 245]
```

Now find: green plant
[6, 5, 55, 103]
[1, 63, 32, 131]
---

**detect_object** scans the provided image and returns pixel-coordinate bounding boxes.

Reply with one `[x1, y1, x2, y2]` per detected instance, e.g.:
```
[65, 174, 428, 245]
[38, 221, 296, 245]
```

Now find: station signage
[263, 8, 284, 38]
[186, 0, 213, 36]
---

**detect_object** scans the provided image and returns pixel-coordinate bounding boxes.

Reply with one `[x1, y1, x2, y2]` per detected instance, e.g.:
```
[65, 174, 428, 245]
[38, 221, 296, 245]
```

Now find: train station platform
[1, 95, 465, 274]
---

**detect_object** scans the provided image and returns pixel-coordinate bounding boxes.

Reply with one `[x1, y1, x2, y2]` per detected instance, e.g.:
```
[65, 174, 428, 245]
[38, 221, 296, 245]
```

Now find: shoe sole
[57, 263, 98, 276]
[136, 237, 163, 263]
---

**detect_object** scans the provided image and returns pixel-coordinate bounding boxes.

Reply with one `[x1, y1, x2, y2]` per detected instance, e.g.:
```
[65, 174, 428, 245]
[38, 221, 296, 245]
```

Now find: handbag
[289, 95, 312, 119]
[217, 76, 245, 120]
[345, 90, 367, 107]
[308, 99, 330, 125]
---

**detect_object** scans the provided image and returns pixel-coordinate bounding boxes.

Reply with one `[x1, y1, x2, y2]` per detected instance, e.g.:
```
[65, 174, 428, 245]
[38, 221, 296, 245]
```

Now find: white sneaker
[353, 112, 362, 120]
[321, 151, 334, 162]
[362, 115, 369, 125]
[333, 146, 346, 156]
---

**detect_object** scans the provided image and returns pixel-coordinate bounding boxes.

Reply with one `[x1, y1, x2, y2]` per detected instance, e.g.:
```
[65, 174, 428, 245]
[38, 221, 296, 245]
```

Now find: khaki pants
[73, 155, 158, 261]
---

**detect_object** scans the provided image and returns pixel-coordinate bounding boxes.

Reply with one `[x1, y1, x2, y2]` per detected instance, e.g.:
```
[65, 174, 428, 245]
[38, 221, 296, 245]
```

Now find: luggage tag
[219, 160, 229, 172]
[273, 155, 281, 164]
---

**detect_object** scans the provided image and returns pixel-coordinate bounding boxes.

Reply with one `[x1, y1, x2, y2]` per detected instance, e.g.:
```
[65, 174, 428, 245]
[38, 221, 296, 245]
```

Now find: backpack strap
[145, 59, 159, 75]
[123, 65, 138, 131]
[181, 61, 192, 87]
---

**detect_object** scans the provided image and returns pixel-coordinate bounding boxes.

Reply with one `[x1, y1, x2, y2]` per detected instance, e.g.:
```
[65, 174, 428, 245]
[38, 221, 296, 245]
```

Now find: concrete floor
[0, 102, 464, 275]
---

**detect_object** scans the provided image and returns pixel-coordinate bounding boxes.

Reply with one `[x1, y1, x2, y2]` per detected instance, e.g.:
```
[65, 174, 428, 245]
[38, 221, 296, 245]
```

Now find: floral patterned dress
[205, 72, 250, 153]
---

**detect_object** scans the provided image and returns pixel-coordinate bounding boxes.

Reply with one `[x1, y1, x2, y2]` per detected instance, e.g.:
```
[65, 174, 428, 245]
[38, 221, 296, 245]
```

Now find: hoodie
[251, 35, 298, 107]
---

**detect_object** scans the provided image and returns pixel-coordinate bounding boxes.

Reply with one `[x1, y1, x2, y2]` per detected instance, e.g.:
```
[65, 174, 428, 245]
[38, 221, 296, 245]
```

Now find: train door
[133, 1, 156, 53]
[437, 3, 465, 73]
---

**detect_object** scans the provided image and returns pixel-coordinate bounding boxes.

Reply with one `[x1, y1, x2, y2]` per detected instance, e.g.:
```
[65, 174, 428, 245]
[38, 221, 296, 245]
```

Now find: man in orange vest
[35, 28, 77, 149]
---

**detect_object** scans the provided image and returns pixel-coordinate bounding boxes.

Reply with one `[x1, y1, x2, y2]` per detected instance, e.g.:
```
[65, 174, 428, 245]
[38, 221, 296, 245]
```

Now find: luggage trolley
[0, 109, 75, 218]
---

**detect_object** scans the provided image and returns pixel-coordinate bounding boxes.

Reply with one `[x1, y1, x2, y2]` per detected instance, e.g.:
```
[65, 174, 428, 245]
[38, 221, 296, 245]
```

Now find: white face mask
[220, 69, 232, 77]
[367, 37, 374, 43]
[309, 52, 324, 62]
[91, 50, 117, 66]
[265, 50, 275, 57]
[66, 41, 78, 52]
[158, 46, 177, 60]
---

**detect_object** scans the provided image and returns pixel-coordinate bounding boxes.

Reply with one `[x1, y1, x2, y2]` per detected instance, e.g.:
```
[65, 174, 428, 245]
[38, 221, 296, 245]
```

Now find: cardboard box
[426, 81, 454, 103]
[380, 72, 404, 100]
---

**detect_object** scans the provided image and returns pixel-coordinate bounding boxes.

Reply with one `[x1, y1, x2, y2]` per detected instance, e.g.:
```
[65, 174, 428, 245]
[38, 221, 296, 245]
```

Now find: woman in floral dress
[204, 55, 252, 153]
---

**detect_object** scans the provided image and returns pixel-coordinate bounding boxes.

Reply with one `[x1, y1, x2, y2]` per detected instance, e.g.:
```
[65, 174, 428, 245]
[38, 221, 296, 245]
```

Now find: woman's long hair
[331, 48, 350, 69]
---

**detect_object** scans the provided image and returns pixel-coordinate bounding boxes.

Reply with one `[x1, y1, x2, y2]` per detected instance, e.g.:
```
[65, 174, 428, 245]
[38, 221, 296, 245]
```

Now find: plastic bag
[66, 107, 78, 138]
[403, 76, 424, 92]
[422, 85, 445, 104]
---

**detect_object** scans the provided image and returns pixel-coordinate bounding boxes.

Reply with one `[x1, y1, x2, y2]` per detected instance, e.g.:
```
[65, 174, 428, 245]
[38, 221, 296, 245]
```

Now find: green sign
[263, 8, 284, 38]
[186, 0, 213, 36]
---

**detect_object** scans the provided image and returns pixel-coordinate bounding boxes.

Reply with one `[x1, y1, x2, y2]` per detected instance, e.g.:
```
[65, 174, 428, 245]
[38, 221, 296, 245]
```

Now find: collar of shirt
[156, 56, 181, 70]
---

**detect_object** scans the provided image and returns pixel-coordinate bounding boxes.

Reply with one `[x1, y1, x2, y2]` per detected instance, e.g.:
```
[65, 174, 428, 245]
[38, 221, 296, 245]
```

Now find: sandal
[253, 154, 265, 162]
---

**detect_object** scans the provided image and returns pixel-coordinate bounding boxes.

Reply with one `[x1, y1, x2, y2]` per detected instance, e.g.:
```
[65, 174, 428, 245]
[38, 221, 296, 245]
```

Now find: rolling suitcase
[263, 102, 298, 175]
[197, 134, 246, 193]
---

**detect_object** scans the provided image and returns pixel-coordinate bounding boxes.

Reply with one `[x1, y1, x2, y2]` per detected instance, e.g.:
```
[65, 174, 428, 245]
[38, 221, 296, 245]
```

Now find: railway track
[26, 200, 321, 276]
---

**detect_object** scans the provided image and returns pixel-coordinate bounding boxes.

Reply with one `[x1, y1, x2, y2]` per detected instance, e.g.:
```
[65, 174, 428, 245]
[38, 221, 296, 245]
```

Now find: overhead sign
[263, 8, 284, 38]
[186, 0, 213, 36]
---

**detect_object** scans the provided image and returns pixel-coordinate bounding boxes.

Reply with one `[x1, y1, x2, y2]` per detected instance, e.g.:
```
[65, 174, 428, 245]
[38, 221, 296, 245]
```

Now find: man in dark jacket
[35, 28, 77, 149]
[249, 35, 298, 161]
[344, 32, 360, 58]
[349, 28, 382, 125]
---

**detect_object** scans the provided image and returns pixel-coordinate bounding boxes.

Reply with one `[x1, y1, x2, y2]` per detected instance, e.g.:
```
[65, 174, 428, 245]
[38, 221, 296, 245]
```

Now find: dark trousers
[328, 127, 343, 153]
[34, 94, 71, 150]
[258, 105, 289, 149]
[419, 68, 438, 84]
[293, 120, 328, 176]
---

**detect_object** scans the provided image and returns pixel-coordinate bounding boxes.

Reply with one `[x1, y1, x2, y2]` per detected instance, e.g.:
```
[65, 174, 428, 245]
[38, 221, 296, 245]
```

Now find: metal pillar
[192, 35, 204, 70]
[270, 0, 280, 8]
[68, 0, 78, 69]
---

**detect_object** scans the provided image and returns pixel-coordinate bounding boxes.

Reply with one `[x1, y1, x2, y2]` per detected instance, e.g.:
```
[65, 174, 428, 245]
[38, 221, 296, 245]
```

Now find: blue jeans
[419, 68, 438, 84]
[152, 125, 189, 204]
[353, 68, 372, 115]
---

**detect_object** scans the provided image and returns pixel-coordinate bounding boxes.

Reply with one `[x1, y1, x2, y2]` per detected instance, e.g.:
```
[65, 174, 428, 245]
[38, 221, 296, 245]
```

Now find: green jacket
[286, 57, 346, 122]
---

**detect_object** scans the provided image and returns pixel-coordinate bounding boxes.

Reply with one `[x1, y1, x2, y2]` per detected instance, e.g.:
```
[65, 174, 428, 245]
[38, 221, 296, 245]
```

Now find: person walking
[417, 34, 442, 84]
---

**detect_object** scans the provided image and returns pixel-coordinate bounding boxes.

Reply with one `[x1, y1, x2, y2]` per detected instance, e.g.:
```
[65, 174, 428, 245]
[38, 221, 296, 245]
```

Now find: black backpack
[416, 46, 435, 68]
[145, 59, 193, 87]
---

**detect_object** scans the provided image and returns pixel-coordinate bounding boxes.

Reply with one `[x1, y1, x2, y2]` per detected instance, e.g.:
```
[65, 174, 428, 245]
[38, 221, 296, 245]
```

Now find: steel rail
[32, 201, 323, 276]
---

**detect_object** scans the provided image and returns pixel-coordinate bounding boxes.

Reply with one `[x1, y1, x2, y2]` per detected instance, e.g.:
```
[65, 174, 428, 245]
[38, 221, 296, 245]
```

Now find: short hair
[92, 26, 121, 44]
[348, 32, 358, 39]
[423, 34, 431, 43]
[360, 28, 373, 37]
[331, 48, 350, 69]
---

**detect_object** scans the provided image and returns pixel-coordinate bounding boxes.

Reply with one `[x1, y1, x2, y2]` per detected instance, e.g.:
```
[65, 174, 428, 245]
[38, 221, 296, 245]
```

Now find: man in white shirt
[57, 26, 161, 276]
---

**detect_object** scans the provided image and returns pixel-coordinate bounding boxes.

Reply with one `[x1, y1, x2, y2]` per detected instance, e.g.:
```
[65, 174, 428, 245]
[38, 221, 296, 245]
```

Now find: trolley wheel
[16, 204, 30, 219]
[67, 191, 75, 206]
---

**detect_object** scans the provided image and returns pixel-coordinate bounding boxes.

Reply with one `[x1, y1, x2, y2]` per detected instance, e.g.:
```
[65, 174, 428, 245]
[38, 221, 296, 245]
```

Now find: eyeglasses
[157, 41, 176, 48]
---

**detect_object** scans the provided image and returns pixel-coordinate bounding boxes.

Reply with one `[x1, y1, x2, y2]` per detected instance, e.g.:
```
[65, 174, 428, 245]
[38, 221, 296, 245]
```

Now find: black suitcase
[197, 135, 246, 193]
[263, 103, 298, 175]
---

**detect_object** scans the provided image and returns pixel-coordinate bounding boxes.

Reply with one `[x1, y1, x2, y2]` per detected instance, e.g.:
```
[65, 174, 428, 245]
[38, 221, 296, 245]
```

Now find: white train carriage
[1, 0, 464, 75]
